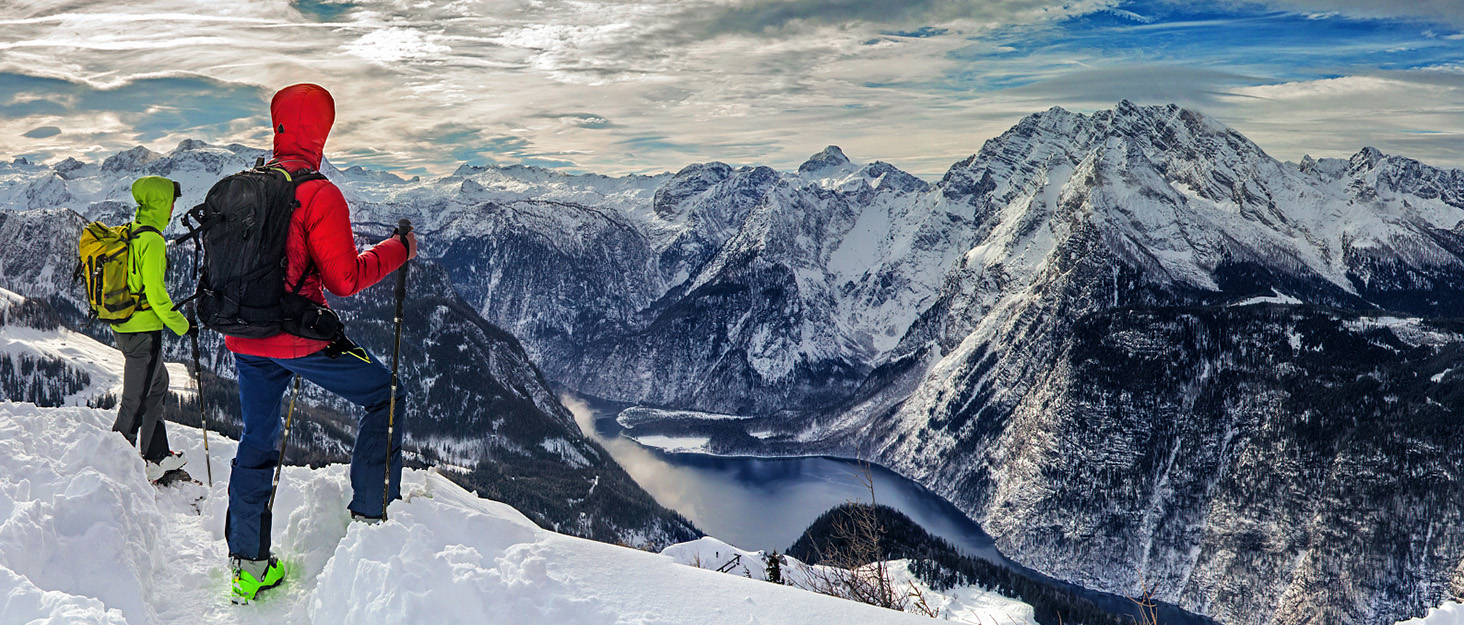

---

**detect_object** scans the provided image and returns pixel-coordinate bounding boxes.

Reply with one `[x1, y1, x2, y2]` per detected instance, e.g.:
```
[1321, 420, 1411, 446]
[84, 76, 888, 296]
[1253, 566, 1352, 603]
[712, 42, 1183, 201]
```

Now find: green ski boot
[230, 556, 284, 604]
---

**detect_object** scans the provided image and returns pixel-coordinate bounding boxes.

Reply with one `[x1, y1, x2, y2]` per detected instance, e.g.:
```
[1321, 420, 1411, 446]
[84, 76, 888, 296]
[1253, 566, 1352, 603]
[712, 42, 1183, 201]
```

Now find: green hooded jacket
[112, 176, 190, 336]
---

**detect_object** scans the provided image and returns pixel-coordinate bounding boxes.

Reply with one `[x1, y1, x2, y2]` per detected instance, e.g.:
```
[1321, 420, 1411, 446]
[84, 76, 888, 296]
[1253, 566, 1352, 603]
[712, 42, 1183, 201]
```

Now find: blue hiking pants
[225, 349, 405, 560]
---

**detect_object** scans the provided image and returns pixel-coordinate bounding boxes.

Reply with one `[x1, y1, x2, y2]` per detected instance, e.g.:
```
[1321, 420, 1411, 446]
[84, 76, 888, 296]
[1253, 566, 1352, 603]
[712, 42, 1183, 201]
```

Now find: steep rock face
[427, 151, 941, 414]
[433, 199, 664, 366]
[0, 209, 87, 307]
[812, 104, 1464, 625]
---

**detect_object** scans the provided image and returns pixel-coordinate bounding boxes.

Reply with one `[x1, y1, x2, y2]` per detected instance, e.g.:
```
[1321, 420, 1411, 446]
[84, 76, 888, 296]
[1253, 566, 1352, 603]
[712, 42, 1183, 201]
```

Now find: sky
[0, 0, 1461, 179]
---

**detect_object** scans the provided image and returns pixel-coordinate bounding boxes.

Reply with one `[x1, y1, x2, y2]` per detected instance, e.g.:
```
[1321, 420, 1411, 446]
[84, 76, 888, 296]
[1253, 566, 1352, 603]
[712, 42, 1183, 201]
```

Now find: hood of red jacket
[270, 84, 334, 170]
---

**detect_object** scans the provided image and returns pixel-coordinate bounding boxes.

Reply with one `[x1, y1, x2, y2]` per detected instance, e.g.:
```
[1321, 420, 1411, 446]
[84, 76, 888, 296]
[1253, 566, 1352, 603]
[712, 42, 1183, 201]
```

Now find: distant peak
[173, 138, 211, 153]
[798, 146, 851, 175]
[100, 146, 161, 172]
[54, 157, 86, 173]
[1352, 146, 1385, 168]
[452, 163, 492, 177]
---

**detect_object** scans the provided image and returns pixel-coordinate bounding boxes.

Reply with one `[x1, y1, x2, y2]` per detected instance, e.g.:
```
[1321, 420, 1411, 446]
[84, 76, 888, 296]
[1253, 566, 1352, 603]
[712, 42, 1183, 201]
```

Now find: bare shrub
[793, 463, 907, 611]
[1129, 573, 1160, 625]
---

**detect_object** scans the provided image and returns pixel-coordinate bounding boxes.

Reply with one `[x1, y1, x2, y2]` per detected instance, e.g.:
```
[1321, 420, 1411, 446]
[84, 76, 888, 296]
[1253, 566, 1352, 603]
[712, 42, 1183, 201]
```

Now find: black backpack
[179, 161, 342, 341]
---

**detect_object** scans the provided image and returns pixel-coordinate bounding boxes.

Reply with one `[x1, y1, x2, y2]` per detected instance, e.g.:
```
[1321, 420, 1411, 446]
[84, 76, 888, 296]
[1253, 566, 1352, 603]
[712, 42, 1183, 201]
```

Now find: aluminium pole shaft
[267, 375, 302, 512]
[189, 244, 213, 486]
[382, 218, 412, 520]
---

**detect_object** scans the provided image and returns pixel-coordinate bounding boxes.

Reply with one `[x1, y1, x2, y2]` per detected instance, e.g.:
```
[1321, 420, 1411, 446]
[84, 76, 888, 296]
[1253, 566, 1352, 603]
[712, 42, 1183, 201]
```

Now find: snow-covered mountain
[6, 101, 1464, 624]
[0, 400, 1028, 624]
[806, 104, 1464, 625]
[0, 192, 697, 549]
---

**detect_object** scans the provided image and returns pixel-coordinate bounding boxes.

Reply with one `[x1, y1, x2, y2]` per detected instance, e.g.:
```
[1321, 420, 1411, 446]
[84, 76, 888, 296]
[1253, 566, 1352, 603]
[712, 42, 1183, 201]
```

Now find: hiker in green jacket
[112, 175, 193, 483]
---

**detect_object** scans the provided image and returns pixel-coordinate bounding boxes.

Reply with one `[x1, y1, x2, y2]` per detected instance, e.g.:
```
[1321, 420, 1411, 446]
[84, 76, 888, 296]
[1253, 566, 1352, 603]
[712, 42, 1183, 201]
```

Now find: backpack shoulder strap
[269, 167, 327, 295]
[124, 224, 162, 306]
[291, 171, 327, 185]
[129, 225, 162, 239]
[289, 257, 317, 296]
[265, 164, 326, 186]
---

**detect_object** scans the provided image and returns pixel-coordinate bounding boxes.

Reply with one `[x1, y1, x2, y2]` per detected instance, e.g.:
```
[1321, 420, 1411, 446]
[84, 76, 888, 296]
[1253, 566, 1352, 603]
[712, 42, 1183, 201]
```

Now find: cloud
[1246, 0, 1464, 27]
[342, 26, 451, 64]
[1220, 72, 1464, 161]
[22, 126, 60, 138]
[1000, 65, 1261, 106]
[692, 0, 1119, 35]
[0, 72, 268, 135]
[0, 0, 1462, 179]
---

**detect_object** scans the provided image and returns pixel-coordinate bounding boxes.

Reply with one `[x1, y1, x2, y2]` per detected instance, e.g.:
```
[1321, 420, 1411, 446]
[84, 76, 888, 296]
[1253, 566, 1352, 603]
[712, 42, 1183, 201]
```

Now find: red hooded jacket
[225, 84, 409, 359]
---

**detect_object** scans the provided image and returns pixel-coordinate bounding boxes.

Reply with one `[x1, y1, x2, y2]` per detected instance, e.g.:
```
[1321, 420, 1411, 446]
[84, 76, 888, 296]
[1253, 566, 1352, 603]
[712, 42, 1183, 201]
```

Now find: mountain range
[3, 100, 1462, 625]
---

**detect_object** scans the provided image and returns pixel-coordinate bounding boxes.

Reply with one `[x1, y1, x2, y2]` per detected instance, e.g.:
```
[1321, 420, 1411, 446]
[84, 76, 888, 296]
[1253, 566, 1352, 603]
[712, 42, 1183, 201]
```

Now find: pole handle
[393, 219, 412, 301]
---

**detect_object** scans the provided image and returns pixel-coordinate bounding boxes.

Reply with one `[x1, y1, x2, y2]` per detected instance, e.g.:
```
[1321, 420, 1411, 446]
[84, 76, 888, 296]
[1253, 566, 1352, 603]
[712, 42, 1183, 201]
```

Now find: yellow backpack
[76, 222, 159, 323]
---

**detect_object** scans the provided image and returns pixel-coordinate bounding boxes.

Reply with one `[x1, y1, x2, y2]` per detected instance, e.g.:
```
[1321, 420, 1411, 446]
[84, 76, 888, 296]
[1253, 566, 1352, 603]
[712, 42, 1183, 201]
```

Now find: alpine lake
[566, 393, 1215, 625]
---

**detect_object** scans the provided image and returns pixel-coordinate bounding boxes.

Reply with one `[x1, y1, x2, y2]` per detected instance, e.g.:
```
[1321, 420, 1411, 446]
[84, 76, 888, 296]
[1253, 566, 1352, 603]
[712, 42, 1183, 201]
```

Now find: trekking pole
[382, 218, 412, 520]
[189, 245, 213, 486]
[267, 375, 302, 512]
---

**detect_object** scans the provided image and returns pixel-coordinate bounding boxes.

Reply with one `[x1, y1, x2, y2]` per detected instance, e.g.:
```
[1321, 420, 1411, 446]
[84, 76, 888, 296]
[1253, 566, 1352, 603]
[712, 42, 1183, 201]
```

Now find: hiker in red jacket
[225, 83, 418, 604]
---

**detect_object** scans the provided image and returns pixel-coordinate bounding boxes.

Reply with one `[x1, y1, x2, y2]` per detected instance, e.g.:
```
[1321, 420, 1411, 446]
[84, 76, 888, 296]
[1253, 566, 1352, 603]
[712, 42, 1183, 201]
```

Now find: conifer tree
[763, 550, 784, 585]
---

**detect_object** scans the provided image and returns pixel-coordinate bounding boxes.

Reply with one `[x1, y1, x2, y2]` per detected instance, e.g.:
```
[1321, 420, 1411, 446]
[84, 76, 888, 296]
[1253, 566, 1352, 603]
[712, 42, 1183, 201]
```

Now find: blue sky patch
[942, 0, 1464, 94]
[293, 0, 355, 22]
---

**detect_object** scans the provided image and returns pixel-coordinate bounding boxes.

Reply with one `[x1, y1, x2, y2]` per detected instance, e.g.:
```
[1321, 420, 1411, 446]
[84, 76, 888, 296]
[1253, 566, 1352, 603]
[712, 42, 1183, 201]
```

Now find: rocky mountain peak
[100, 146, 161, 173]
[171, 138, 213, 155]
[655, 161, 736, 216]
[863, 161, 929, 194]
[798, 145, 851, 175]
[452, 163, 492, 178]
[1350, 146, 1386, 171]
[53, 157, 86, 175]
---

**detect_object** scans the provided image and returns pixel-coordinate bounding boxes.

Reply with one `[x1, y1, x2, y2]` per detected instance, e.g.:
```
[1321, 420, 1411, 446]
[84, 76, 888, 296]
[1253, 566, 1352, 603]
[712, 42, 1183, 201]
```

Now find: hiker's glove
[399, 231, 418, 260]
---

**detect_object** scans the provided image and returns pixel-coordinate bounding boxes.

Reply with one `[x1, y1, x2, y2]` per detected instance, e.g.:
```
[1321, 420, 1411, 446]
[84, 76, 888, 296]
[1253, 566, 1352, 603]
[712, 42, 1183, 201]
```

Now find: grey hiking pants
[112, 330, 170, 462]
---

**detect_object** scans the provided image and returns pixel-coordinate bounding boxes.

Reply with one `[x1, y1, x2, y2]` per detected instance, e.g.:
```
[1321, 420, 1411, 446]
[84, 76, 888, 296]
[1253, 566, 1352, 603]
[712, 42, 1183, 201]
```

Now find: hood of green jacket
[131, 176, 176, 231]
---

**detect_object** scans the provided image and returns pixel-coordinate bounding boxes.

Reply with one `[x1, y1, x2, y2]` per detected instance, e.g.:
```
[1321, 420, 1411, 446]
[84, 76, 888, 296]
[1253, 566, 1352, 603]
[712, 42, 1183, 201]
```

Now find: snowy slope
[0, 401, 966, 625]
[1401, 604, 1464, 625]
[662, 537, 1037, 625]
[0, 288, 192, 405]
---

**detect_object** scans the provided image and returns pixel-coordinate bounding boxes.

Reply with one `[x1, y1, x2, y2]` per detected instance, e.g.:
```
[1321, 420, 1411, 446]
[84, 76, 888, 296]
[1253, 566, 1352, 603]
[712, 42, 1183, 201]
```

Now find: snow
[0, 565, 129, 625]
[538, 437, 591, 468]
[616, 406, 754, 428]
[887, 560, 1036, 625]
[1432, 368, 1452, 383]
[1345, 316, 1461, 348]
[1233, 288, 1303, 306]
[626, 434, 714, 454]
[662, 537, 1036, 624]
[0, 401, 987, 624]
[1399, 602, 1464, 624]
